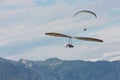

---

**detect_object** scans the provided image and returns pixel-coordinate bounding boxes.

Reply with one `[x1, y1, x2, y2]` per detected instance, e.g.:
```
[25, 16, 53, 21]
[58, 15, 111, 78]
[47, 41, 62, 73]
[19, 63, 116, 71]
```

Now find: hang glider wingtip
[73, 37, 104, 43]
[45, 32, 72, 38]
[100, 40, 104, 42]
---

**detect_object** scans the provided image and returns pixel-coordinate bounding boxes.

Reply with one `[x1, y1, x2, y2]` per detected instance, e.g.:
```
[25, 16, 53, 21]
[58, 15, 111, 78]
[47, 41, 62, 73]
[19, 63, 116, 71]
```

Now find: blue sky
[0, 0, 120, 61]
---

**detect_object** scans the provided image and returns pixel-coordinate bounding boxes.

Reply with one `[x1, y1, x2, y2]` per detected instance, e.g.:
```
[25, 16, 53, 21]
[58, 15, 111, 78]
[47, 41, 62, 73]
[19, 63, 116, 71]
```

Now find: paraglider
[45, 32, 103, 48]
[74, 10, 97, 31]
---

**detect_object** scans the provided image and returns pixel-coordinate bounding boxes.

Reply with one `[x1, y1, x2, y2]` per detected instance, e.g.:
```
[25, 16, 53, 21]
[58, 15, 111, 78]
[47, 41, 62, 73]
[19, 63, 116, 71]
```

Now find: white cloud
[110, 56, 120, 61]
[0, 0, 120, 61]
[0, 0, 34, 6]
[6, 44, 95, 60]
[0, 2, 75, 47]
[89, 51, 120, 62]
[93, 25, 120, 43]
[0, 23, 46, 47]
[102, 51, 120, 58]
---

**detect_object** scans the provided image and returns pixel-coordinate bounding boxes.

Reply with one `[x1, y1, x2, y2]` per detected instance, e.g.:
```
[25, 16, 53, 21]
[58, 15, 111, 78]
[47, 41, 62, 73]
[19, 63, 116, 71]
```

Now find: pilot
[84, 28, 87, 31]
[65, 44, 74, 48]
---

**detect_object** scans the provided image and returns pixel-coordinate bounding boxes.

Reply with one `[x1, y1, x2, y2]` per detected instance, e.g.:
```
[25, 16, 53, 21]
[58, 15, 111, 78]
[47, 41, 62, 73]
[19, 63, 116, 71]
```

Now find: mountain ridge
[0, 57, 120, 80]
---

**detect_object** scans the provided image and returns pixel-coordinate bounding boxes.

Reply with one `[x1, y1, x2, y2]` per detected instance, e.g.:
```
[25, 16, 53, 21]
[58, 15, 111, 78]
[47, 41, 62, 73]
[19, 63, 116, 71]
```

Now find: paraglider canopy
[74, 10, 97, 18]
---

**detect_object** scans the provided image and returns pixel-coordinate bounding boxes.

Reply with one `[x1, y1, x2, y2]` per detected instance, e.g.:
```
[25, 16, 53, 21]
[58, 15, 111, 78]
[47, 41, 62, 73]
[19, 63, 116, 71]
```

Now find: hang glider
[45, 32, 103, 48]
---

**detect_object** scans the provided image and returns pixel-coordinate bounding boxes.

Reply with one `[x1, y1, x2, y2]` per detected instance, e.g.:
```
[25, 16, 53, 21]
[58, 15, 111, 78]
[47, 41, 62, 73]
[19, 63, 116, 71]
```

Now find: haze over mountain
[0, 57, 120, 80]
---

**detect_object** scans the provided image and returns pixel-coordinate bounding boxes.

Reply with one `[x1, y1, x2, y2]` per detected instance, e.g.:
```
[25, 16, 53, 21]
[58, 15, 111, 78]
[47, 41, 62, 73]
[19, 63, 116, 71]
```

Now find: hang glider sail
[45, 32, 71, 38]
[73, 37, 103, 42]
[45, 32, 103, 43]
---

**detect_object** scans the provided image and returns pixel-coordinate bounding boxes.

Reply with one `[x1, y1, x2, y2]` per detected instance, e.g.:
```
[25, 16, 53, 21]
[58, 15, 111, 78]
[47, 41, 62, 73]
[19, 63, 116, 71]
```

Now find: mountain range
[0, 57, 120, 80]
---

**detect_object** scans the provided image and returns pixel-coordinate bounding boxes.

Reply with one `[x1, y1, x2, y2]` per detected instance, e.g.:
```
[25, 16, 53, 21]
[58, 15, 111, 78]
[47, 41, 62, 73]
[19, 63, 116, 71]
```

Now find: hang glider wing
[45, 32, 71, 38]
[74, 37, 103, 42]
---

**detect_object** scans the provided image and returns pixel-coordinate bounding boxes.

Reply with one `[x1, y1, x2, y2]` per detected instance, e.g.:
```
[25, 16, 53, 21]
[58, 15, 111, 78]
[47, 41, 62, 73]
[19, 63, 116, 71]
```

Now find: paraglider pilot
[84, 28, 87, 31]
